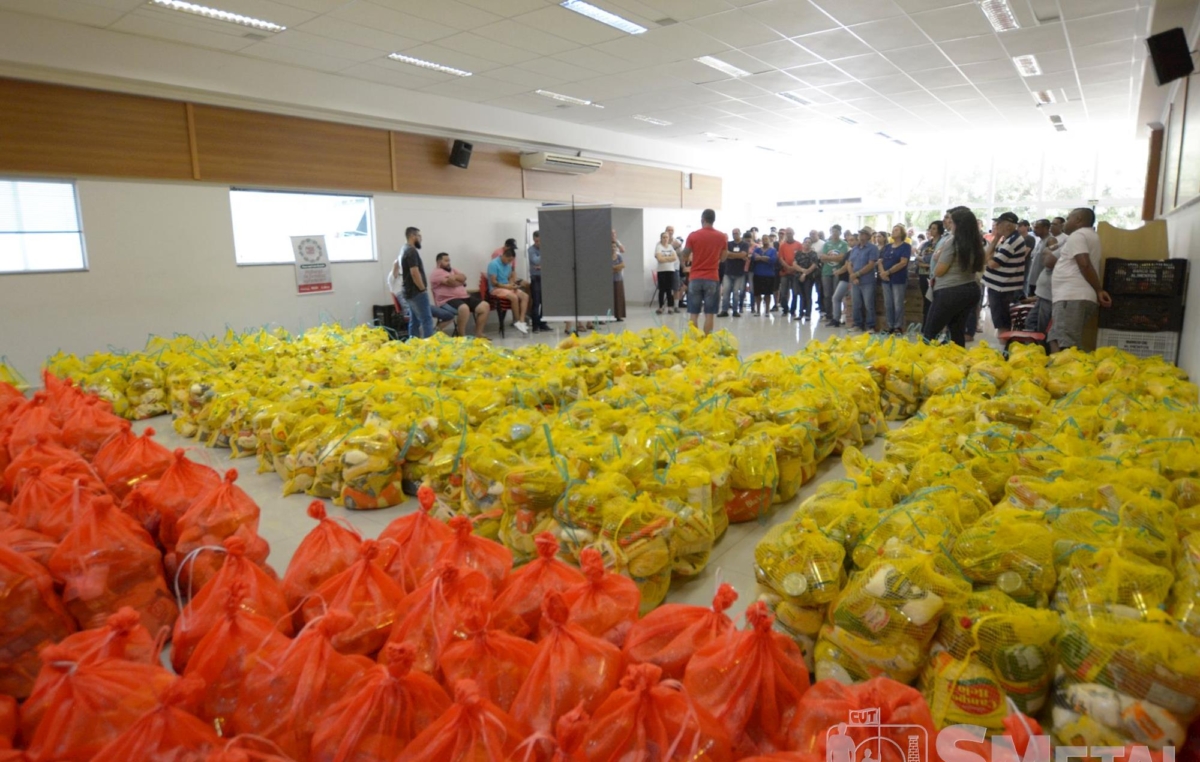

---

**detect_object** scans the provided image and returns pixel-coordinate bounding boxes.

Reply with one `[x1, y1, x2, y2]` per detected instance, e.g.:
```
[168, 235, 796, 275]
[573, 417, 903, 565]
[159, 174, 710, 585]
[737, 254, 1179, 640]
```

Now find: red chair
[480, 273, 512, 338]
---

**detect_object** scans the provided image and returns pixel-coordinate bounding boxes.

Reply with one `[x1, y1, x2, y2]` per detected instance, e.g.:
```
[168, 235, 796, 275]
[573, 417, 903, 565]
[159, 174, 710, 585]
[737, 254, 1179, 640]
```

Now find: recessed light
[560, 0, 646, 35]
[535, 89, 604, 108]
[1033, 90, 1055, 104]
[695, 56, 751, 78]
[1013, 55, 1042, 77]
[1049, 114, 1063, 124]
[149, 0, 285, 32]
[387, 53, 472, 77]
[980, 0, 1020, 32]
[1054, 124, 1067, 131]
[875, 131, 892, 139]
[893, 139, 907, 146]
[777, 91, 812, 106]
[633, 115, 671, 126]
[838, 116, 858, 125]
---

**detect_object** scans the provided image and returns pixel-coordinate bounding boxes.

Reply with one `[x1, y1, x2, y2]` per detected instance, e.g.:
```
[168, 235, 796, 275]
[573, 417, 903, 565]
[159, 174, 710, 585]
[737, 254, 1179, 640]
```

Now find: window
[0, 180, 86, 274]
[230, 189, 375, 265]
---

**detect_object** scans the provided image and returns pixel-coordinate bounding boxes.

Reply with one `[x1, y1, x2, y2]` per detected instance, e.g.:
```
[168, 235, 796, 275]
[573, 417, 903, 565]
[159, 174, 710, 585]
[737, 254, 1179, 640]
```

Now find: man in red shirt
[776, 228, 803, 318]
[682, 208, 726, 335]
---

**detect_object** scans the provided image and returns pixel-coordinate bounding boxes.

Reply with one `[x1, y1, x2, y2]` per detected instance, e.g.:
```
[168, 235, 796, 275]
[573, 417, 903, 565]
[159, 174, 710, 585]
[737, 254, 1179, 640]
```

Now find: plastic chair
[480, 273, 512, 338]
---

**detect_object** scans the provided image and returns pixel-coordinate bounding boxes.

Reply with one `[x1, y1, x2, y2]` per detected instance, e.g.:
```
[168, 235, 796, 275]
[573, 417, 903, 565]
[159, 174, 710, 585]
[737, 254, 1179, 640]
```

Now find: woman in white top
[654, 231, 679, 314]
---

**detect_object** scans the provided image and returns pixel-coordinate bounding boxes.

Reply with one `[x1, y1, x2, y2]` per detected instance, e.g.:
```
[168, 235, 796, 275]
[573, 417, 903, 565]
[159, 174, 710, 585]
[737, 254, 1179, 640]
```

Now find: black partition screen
[538, 203, 614, 322]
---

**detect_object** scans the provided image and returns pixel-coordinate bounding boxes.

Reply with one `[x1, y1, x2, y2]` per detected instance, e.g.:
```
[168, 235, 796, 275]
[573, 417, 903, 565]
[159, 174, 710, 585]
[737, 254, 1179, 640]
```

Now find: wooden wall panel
[191, 104, 392, 191]
[684, 173, 722, 210]
[522, 162, 618, 204]
[613, 163, 682, 208]
[0, 78, 192, 180]
[391, 132, 523, 198]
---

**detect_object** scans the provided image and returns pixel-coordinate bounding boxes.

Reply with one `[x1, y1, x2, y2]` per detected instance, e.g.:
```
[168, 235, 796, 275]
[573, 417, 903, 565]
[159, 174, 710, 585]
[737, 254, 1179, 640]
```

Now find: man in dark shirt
[719, 231, 750, 317]
[983, 212, 1030, 331]
[391, 226, 433, 339]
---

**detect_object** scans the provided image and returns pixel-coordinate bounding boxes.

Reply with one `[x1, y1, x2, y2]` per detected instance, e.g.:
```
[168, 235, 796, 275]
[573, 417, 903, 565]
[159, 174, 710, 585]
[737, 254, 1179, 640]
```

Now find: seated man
[486, 245, 531, 334]
[430, 252, 491, 339]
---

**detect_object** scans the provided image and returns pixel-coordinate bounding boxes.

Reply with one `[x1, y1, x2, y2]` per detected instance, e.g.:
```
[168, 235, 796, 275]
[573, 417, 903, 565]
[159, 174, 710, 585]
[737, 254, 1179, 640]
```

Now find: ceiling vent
[520, 151, 604, 175]
[243, 32, 268, 40]
[655, 17, 677, 26]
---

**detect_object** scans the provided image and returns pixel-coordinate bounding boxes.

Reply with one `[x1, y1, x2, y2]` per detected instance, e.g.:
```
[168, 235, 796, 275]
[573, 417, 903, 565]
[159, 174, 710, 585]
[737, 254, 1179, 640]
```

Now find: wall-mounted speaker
[1146, 27, 1195, 86]
[449, 139, 473, 169]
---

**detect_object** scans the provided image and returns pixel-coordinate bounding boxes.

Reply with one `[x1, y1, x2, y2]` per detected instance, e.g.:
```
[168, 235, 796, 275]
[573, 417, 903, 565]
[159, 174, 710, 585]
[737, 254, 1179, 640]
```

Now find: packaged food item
[60, 398, 125, 462]
[0, 545, 76, 699]
[98, 427, 173, 501]
[595, 493, 675, 613]
[755, 520, 846, 608]
[377, 485, 454, 593]
[169, 470, 271, 593]
[1056, 546, 1175, 619]
[89, 676, 220, 762]
[492, 532, 585, 635]
[337, 426, 405, 510]
[623, 582, 738, 680]
[433, 515, 513, 593]
[299, 539, 406, 657]
[398, 680, 527, 762]
[727, 433, 778, 523]
[43, 606, 156, 666]
[439, 596, 538, 712]
[281, 500, 363, 613]
[552, 547, 641, 647]
[133, 447, 222, 549]
[952, 509, 1057, 607]
[383, 562, 493, 675]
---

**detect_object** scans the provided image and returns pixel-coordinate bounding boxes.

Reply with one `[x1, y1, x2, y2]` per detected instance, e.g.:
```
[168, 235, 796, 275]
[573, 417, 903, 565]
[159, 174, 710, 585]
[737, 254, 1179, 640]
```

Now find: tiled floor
[133, 301, 991, 625]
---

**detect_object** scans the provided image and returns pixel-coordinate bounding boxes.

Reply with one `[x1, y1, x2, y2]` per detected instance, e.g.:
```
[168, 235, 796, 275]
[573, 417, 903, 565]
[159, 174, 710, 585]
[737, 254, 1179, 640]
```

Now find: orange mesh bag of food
[49, 606, 157, 665]
[493, 532, 585, 636]
[6, 444, 101, 505]
[171, 535, 292, 672]
[512, 706, 591, 762]
[90, 676, 221, 762]
[137, 447, 222, 549]
[169, 470, 271, 593]
[88, 421, 136, 479]
[0, 545, 75, 698]
[377, 485, 453, 593]
[281, 500, 362, 612]
[511, 591, 624, 734]
[6, 396, 62, 461]
[622, 582, 738, 680]
[18, 474, 108, 542]
[47, 493, 178, 634]
[683, 601, 809, 755]
[19, 647, 176, 762]
[0, 695, 15, 750]
[309, 643, 451, 762]
[202, 737, 295, 762]
[581, 662, 732, 762]
[231, 611, 375, 761]
[438, 595, 538, 712]
[93, 426, 170, 499]
[300, 538, 406, 657]
[382, 561, 493, 675]
[398, 679, 527, 762]
[0, 524, 56, 568]
[60, 398, 125, 462]
[785, 677, 938, 762]
[434, 515, 513, 593]
[549, 547, 641, 648]
[183, 584, 290, 737]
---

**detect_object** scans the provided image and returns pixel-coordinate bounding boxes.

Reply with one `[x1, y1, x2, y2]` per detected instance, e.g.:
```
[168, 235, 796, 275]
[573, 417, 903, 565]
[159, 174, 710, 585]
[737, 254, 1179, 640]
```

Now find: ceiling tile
[704, 77, 770, 99]
[929, 84, 980, 102]
[515, 5, 627, 46]
[0, 0, 125, 26]
[743, 70, 806, 92]
[241, 40, 359, 72]
[820, 81, 878, 100]
[1034, 49, 1076, 74]
[457, 0, 546, 15]
[367, 0, 503, 29]
[295, 16, 419, 53]
[741, 39, 821, 69]
[432, 31, 541, 66]
[703, 50, 774, 74]
[786, 61, 854, 87]
[1058, 0, 1140, 21]
[886, 89, 940, 106]
[262, 29, 383, 63]
[470, 19, 580, 56]
[885, 44, 952, 72]
[687, 10, 783, 48]
[997, 23, 1069, 57]
[1020, 71, 1079, 90]
[392, 42, 500, 73]
[1071, 39, 1138, 70]
[778, 87, 839, 105]
[1082, 79, 1132, 99]
[340, 60, 443, 88]
[984, 77, 1035, 96]
[612, 0, 736, 22]
[809, 0, 905, 26]
[909, 4, 994, 42]
[1076, 61, 1135, 85]
[742, 0, 839, 38]
[938, 35, 1008, 65]
[907, 66, 968, 88]
[893, 0, 974, 11]
[592, 23, 729, 66]
[957, 61, 1020, 83]
[484, 65, 568, 88]
[550, 46, 643, 75]
[794, 28, 874, 60]
[110, 13, 258, 51]
[419, 73, 532, 98]
[848, 16, 928, 52]
[861, 73, 925, 94]
[1066, 10, 1140, 47]
[516, 56, 602, 82]
[835, 53, 901, 79]
[330, 3, 457, 41]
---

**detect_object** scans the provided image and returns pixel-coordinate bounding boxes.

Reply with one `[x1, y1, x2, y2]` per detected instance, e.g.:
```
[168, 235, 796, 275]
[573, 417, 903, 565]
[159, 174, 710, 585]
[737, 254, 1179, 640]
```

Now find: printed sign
[291, 235, 333, 295]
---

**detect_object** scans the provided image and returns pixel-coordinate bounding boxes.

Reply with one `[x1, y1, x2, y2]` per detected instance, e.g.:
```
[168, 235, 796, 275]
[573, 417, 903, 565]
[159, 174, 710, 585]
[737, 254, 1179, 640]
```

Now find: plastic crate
[1096, 328, 1180, 364]
[1103, 259, 1188, 297]
[1098, 297, 1185, 332]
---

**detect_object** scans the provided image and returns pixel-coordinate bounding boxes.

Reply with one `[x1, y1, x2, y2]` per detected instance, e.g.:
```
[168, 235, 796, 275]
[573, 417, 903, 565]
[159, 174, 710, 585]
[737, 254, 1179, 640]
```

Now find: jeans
[919, 274, 932, 324]
[988, 288, 1021, 331]
[431, 302, 457, 323]
[721, 273, 746, 314]
[530, 275, 543, 324]
[831, 281, 849, 324]
[821, 273, 837, 316]
[778, 274, 798, 314]
[406, 290, 434, 339]
[923, 282, 981, 347]
[687, 278, 720, 316]
[796, 277, 814, 316]
[851, 280, 876, 331]
[882, 281, 907, 331]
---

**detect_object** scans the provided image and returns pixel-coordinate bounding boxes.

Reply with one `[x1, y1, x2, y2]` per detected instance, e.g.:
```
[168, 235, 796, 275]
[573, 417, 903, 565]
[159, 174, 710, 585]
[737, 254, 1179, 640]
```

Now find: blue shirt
[487, 257, 513, 287]
[880, 242, 911, 285]
[753, 247, 778, 277]
[527, 243, 541, 276]
[848, 243, 880, 284]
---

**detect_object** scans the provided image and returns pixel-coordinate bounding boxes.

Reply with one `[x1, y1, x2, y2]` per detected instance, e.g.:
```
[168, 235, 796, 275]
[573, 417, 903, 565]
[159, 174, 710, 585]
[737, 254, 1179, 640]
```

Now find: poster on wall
[291, 235, 333, 294]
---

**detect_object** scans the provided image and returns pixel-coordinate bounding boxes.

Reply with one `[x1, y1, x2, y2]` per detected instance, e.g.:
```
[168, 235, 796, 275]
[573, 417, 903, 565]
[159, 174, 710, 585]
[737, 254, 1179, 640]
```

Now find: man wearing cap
[847, 226, 880, 332]
[982, 212, 1030, 332]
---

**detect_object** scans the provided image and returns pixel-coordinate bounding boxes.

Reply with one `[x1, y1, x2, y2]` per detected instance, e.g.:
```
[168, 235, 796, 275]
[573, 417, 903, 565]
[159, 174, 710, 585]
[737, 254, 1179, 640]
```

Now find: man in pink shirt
[430, 252, 491, 339]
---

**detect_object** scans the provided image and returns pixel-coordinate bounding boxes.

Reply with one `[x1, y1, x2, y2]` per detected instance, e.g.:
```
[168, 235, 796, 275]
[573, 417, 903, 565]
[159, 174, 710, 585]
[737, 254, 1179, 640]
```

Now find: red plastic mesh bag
[623, 582, 738, 680]
[398, 679, 527, 762]
[89, 422, 136, 484]
[203, 737, 295, 762]
[0, 524, 56, 568]
[39, 372, 84, 423]
[683, 601, 809, 755]
[48, 606, 157, 665]
[493, 532, 585, 636]
[5, 442, 98, 499]
[171, 535, 292, 672]
[99, 427, 173, 501]
[6, 396, 62, 461]
[138, 448, 222, 548]
[310, 643, 451, 762]
[438, 595, 538, 712]
[434, 515, 513, 593]
[511, 591, 624, 734]
[548, 547, 641, 647]
[183, 584, 290, 737]
[0, 695, 15, 750]
[20, 647, 176, 762]
[377, 485, 453, 593]
[785, 677, 937, 762]
[60, 398, 125, 462]
[512, 706, 591, 762]
[47, 493, 178, 633]
[383, 561, 493, 674]
[17, 473, 107, 542]
[90, 676, 221, 762]
[232, 611, 375, 761]
[0, 544, 76, 699]
[282, 500, 362, 611]
[300, 538, 406, 657]
[169, 469, 271, 593]
[581, 662, 732, 762]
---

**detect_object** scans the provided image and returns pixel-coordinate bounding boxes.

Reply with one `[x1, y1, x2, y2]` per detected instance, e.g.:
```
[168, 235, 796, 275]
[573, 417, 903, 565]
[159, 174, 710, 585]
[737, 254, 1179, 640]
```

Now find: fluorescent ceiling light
[387, 53, 472, 77]
[875, 131, 892, 139]
[980, 0, 1020, 32]
[1033, 90, 1055, 104]
[560, 0, 646, 35]
[1054, 124, 1067, 132]
[633, 114, 671, 126]
[149, 0, 285, 32]
[703, 132, 738, 141]
[838, 116, 858, 125]
[777, 91, 812, 106]
[1013, 55, 1042, 77]
[893, 140, 907, 146]
[695, 56, 750, 78]
[535, 89, 603, 108]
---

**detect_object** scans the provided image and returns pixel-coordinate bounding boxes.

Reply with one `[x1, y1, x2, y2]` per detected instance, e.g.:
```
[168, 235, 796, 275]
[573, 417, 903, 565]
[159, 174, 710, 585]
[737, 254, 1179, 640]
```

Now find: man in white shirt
[1048, 208, 1111, 353]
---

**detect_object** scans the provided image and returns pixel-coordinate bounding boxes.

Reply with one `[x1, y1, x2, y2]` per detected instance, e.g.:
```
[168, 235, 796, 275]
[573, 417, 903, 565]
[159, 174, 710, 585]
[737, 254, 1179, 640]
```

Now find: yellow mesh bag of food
[921, 363, 966, 399]
[639, 462, 716, 577]
[852, 506, 959, 569]
[727, 432, 778, 523]
[754, 518, 847, 607]
[278, 414, 342, 495]
[596, 493, 675, 614]
[975, 397, 1045, 431]
[337, 425, 404, 510]
[1168, 533, 1200, 637]
[1056, 546, 1176, 619]
[460, 435, 519, 522]
[424, 436, 466, 518]
[921, 590, 1060, 729]
[791, 493, 875, 554]
[675, 442, 732, 539]
[952, 508, 1056, 607]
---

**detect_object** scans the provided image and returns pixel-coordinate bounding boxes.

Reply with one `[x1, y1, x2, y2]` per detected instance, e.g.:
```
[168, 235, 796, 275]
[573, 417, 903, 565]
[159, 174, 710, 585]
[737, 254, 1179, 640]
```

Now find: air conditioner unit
[520, 152, 603, 175]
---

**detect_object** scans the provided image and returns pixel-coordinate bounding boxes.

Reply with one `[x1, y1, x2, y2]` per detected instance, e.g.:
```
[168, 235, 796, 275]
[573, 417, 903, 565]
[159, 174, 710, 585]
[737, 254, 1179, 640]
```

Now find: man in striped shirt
[982, 211, 1029, 331]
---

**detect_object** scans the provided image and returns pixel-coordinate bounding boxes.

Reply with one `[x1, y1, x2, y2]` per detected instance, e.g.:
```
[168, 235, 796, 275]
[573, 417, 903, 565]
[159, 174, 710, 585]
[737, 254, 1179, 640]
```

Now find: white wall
[1, 178, 539, 380]
[1166, 201, 1200, 379]
[611, 208, 644, 308]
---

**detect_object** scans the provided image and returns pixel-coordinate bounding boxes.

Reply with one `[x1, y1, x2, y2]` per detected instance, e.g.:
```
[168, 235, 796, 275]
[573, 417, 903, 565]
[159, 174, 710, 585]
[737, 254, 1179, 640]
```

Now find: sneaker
[514, 321, 530, 335]
[656, 308, 664, 315]
[717, 312, 730, 318]
[770, 306, 780, 313]
[536, 322, 551, 331]
[732, 312, 741, 318]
